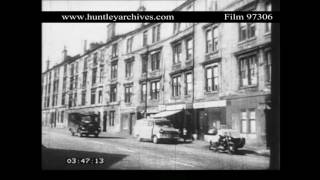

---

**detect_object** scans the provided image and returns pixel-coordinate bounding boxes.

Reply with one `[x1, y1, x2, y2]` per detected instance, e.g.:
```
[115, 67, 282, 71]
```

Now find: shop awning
[151, 110, 182, 118]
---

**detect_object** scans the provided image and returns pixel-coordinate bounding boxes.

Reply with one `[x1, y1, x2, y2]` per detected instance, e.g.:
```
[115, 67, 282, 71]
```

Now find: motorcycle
[207, 129, 246, 154]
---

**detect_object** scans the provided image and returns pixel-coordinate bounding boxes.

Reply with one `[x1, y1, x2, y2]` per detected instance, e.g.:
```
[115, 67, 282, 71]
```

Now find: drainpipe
[191, 2, 197, 139]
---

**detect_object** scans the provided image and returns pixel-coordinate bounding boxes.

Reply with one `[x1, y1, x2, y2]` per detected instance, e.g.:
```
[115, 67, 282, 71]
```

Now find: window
[173, 43, 182, 64]
[150, 81, 160, 100]
[81, 90, 86, 105]
[265, 51, 272, 83]
[68, 93, 73, 107]
[172, 75, 181, 97]
[173, 23, 181, 34]
[92, 67, 97, 86]
[83, 58, 88, 71]
[185, 73, 192, 95]
[69, 77, 73, 90]
[124, 86, 133, 103]
[74, 75, 78, 89]
[239, 23, 256, 42]
[91, 89, 96, 105]
[93, 53, 98, 66]
[249, 110, 256, 133]
[125, 60, 133, 78]
[186, 38, 193, 60]
[141, 56, 147, 74]
[127, 37, 133, 53]
[206, 29, 212, 53]
[265, 2, 272, 33]
[61, 111, 64, 123]
[111, 61, 118, 79]
[151, 52, 160, 71]
[241, 111, 247, 133]
[75, 62, 79, 74]
[141, 83, 146, 102]
[143, 30, 148, 47]
[239, 55, 258, 87]
[62, 92, 66, 105]
[109, 111, 115, 126]
[98, 90, 103, 104]
[64, 64, 67, 76]
[73, 92, 77, 106]
[152, 24, 160, 43]
[99, 65, 104, 83]
[205, 66, 219, 92]
[110, 85, 117, 102]
[241, 110, 256, 134]
[82, 72, 87, 88]
[206, 27, 218, 53]
[112, 43, 118, 58]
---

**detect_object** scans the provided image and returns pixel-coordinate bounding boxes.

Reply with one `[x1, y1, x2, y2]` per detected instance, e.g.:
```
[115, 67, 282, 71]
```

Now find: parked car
[205, 129, 245, 154]
[68, 113, 101, 137]
[133, 118, 179, 144]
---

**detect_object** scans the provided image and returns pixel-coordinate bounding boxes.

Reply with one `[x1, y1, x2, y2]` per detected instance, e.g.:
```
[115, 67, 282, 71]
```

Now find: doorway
[103, 111, 107, 132]
[198, 109, 208, 140]
[129, 113, 135, 135]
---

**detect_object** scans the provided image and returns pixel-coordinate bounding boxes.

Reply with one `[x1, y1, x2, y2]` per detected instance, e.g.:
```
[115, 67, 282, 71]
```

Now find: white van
[133, 118, 180, 144]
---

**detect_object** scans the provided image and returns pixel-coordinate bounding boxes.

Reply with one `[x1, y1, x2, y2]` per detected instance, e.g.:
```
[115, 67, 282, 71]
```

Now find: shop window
[240, 111, 247, 133]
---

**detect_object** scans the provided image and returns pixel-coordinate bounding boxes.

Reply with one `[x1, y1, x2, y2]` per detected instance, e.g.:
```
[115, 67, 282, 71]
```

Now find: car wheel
[94, 134, 98, 138]
[80, 133, 84, 137]
[152, 136, 159, 144]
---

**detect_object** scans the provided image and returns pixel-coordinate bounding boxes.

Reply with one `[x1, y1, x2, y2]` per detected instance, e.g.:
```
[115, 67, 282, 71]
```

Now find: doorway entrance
[103, 111, 107, 132]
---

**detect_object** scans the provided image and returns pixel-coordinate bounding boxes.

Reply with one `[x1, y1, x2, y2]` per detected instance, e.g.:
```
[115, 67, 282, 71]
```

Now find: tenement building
[42, 0, 273, 147]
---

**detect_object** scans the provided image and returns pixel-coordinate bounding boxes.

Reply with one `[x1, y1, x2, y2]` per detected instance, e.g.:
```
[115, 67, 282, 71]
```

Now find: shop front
[193, 100, 227, 140]
[120, 107, 137, 135]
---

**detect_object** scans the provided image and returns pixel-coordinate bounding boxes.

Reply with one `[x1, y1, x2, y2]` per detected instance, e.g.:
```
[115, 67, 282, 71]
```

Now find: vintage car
[205, 129, 245, 154]
[133, 118, 180, 144]
[68, 113, 101, 137]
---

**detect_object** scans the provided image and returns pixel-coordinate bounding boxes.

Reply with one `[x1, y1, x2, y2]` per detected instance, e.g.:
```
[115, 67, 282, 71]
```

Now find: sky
[42, 0, 185, 71]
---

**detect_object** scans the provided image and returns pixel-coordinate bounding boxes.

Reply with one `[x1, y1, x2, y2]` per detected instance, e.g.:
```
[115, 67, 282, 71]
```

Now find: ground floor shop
[42, 108, 67, 128]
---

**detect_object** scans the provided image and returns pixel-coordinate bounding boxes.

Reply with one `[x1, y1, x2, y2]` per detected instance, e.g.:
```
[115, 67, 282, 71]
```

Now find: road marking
[117, 147, 135, 153]
[172, 160, 195, 167]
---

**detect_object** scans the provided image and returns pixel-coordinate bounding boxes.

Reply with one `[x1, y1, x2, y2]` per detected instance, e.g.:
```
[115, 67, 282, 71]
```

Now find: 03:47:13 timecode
[66, 157, 104, 164]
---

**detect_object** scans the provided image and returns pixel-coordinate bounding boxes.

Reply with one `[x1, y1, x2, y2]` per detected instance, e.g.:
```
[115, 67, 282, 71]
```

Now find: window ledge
[239, 85, 258, 90]
[238, 37, 257, 46]
[204, 91, 219, 95]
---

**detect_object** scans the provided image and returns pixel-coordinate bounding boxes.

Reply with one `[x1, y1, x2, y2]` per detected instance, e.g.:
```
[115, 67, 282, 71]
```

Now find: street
[42, 128, 270, 170]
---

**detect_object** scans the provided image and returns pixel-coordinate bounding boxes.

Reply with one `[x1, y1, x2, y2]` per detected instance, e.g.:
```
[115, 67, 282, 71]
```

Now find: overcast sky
[42, 0, 185, 71]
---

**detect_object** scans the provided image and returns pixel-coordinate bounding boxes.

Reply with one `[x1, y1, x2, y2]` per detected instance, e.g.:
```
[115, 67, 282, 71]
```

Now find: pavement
[42, 127, 270, 170]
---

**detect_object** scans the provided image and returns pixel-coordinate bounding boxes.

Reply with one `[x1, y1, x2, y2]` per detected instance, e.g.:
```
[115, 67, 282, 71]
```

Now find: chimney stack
[62, 46, 67, 61]
[46, 59, 50, 70]
[83, 40, 87, 54]
[107, 23, 116, 42]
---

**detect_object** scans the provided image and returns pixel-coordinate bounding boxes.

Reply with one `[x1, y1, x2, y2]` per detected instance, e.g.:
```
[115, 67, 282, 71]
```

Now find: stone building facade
[42, 0, 274, 146]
